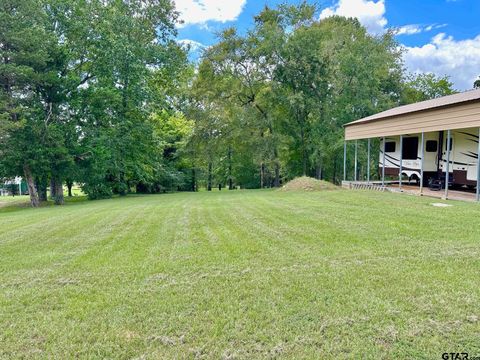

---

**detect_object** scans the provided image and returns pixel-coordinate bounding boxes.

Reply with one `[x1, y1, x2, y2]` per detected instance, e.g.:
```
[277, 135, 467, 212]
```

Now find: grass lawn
[0, 195, 31, 205]
[1, 190, 479, 359]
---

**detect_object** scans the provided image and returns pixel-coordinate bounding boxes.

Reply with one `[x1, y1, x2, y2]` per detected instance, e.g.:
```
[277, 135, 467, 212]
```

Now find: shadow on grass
[0, 195, 90, 214]
[0, 192, 171, 214]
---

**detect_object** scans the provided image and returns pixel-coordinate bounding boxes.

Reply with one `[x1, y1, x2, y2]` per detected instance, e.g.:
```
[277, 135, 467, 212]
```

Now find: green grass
[0, 195, 30, 204]
[1, 190, 479, 359]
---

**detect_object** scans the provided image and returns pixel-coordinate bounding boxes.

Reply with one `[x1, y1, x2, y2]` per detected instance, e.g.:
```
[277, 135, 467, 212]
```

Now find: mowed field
[1, 190, 479, 359]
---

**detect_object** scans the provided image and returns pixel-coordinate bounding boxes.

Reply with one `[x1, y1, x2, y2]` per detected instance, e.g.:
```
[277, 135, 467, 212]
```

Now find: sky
[175, 0, 480, 91]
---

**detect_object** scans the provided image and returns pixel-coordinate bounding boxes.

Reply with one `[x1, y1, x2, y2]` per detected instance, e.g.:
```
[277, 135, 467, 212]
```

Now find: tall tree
[201, 21, 284, 188]
[0, 0, 50, 207]
[73, 0, 181, 199]
[401, 73, 456, 104]
[316, 16, 403, 182]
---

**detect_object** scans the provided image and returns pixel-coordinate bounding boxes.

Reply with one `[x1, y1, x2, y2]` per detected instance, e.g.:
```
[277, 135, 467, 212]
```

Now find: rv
[379, 128, 479, 188]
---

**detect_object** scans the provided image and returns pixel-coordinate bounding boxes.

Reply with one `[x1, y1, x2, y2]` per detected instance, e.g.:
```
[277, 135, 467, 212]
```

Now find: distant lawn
[0, 195, 30, 204]
[1, 190, 479, 358]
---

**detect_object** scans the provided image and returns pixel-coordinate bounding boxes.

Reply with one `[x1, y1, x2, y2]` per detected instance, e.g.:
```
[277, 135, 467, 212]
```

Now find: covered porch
[342, 89, 480, 201]
[342, 181, 480, 202]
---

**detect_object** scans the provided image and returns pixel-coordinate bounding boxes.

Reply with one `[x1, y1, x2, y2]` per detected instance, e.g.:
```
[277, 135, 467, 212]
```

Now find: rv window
[384, 142, 395, 153]
[445, 137, 453, 150]
[426, 140, 438, 152]
[402, 137, 419, 160]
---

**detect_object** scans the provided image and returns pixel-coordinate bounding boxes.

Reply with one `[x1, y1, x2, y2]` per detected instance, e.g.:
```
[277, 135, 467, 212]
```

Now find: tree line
[0, 1, 456, 207]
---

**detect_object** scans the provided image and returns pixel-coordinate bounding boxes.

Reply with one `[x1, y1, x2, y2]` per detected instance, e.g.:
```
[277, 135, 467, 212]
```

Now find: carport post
[382, 137, 386, 186]
[399, 135, 403, 191]
[445, 129, 451, 199]
[354, 140, 358, 181]
[420, 132, 425, 195]
[367, 138, 371, 184]
[476, 128, 480, 202]
[343, 141, 347, 181]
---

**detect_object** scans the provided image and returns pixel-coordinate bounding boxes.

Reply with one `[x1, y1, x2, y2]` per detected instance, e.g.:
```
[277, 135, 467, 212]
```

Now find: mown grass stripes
[0, 190, 479, 359]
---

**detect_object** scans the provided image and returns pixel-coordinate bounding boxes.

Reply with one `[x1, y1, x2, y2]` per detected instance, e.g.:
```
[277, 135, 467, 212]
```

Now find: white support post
[420, 132, 425, 195]
[354, 140, 358, 182]
[343, 141, 347, 181]
[382, 137, 386, 186]
[445, 129, 451, 200]
[367, 138, 371, 184]
[476, 128, 480, 202]
[399, 135, 403, 191]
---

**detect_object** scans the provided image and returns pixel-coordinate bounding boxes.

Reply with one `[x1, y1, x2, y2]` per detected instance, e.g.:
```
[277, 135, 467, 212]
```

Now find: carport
[343, 89, 480, 201]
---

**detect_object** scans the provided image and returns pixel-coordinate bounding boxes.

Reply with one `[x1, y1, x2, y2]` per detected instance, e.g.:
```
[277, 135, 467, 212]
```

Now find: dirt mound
[280, 177, 338, 192]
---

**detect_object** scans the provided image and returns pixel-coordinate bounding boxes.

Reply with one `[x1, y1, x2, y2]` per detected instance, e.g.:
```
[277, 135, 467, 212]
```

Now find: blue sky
[175, 0, 480, 90]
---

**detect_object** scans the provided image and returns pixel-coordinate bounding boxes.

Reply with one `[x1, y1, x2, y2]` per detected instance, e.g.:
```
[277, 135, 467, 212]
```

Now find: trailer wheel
[409, 174, 420, 186]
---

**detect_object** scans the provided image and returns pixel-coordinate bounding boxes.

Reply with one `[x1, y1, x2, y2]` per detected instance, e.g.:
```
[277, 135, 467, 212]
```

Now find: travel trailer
[379, 128, 479, 188]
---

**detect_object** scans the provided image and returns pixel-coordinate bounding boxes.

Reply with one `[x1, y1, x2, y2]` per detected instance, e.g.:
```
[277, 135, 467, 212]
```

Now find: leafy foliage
[187, 6, 409, 187]
[402, 73, 457, 104]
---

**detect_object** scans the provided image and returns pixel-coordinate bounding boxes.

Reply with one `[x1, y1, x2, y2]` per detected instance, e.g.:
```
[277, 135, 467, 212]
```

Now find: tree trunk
[228, 145, 233, 190]
[302, 157, 307, 176]
[273, 162, 280, 187]
[333, 156, 337, 184]
[118, 172, 127, 196]
[302, 146, 307, 176]
[50, 178, 56, 199]
[300, 128, 307, 176]
[273, 146, 280, 187]
[207, 162, 212, 191]
[260, 162, 265, 189]
[316, 158, 322, 180]
[23, 164, 39, 207]
[36, 177, 48, 202]
[66, 179, 73, 197]
[52, 177, 64, 205]
[191, 168, 196, 192]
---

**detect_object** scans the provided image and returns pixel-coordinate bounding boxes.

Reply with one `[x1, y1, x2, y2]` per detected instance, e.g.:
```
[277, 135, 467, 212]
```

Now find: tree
[402, 73, 456, 104]
[474, 76, 480, 89]
[0, 0, 50, 207]
[186, 4, 406, 187]
[66, 0, 181, 199]
[1, 0, 186, 204]
[199, 21, 284, 188]
[315, 16, 403, 182]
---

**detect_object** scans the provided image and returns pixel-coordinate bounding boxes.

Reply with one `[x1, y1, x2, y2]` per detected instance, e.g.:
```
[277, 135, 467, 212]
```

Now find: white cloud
[174, 0, 247, 27]
[178, 39, 208, 61]
[319, 0, 387, 34]
[425, 23, 447, 32]
[396, 24, 422, 35]
[178, 39, 206, 51]
[403, 33, 480, 90]
[396, 23, 447, 36]
[319, 1, 448, 37]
